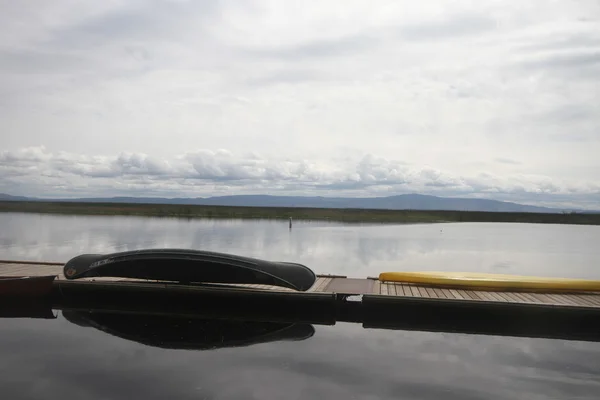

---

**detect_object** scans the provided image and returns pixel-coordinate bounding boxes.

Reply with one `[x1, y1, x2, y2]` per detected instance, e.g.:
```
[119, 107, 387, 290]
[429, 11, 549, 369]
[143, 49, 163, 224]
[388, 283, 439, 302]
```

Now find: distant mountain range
[1, 192, 593, 213]
[0, 194, 31, 201]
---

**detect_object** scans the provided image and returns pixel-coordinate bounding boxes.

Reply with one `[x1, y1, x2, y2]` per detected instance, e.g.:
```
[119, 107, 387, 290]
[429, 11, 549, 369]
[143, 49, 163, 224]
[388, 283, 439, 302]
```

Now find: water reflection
[0, 299, 56, 319]
[2, 213, 600, 398]
[63, 311, 315, 351]
[1, 212, 599, 279]
[1, 309, 600, 399]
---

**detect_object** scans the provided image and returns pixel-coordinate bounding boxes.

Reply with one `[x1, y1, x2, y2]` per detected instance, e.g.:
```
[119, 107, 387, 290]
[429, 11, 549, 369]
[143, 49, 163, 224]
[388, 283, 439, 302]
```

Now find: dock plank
[471, 290, 500, 302]
[396, 283, 412, 297]
[482, 291, 509, 302]
[386, 283, 394, 296]
[372, 280, 381, 295]
[463, 290, 482, 301]
[325, 278, 374, 294]
[407, 284, 419, 297]
[494, 291, 522, 303]
[528, 292, 557, 305]
[382, 283, 391, 295]
[310, 277, 333, 293]
[456, 289, 474, 300]
[503, 292, 532, 303]
[306, 277, 323, 292]
[517, 292, 546, 304]
[416, 286, 430, 298]
[447, 289, 464, 300]
[308, 277, 327, 292]
[400, 284, 414, 297]
[562, 294, 599, 308]
[388, 283, 397, 296]
[580, 295, 600, 306]
[394, 283, 404, 296]
[541, 294, 575, 306]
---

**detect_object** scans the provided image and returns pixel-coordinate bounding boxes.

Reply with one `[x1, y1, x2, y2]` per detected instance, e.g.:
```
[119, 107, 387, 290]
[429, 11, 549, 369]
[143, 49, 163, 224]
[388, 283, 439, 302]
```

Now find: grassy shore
[1, 200, 599, 225]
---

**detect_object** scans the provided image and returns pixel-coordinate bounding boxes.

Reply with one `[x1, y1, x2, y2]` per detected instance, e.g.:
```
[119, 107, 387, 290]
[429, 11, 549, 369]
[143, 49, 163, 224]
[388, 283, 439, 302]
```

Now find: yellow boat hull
[378, 272, 600, 293]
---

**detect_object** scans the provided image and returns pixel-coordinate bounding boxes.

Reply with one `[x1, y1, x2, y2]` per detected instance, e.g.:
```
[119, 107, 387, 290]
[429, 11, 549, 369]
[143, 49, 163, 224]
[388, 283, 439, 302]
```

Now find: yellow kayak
[378, 271, 600, 292]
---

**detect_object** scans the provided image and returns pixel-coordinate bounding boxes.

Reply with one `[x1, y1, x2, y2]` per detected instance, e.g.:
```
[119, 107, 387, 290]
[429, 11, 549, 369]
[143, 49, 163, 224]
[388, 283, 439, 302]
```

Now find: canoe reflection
[62, 311, 315, 350]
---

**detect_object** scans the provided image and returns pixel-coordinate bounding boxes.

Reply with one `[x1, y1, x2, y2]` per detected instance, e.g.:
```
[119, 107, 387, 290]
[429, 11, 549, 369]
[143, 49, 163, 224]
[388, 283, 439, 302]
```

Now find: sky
[0, 0, 599, 208]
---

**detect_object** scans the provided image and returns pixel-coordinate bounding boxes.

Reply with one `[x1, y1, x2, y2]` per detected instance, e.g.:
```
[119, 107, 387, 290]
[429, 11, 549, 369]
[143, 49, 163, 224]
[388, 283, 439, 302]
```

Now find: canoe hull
[63, 249, 317, 291]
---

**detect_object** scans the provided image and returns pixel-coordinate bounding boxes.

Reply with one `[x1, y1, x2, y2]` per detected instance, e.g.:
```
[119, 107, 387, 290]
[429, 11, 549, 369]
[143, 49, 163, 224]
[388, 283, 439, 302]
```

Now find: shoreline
[1, 200, 599, 225]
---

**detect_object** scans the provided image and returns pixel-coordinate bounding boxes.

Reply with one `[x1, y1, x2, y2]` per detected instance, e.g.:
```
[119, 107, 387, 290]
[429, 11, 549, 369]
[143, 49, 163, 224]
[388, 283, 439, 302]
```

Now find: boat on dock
[379, 271, 600, 293]
[63, 249, 316, 291]
[1, 250, 600, 342]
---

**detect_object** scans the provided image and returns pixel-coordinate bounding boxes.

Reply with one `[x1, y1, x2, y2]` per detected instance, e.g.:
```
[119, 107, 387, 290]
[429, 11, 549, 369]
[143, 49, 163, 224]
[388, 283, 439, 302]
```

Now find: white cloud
[1, 146, 598, 209]
[0, 1, 599, 207]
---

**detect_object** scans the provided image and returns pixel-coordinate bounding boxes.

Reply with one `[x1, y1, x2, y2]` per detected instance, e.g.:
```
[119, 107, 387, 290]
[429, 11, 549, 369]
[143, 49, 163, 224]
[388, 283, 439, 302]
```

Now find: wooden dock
[2, 261, 600, 308]
[2, 261, 600, 342]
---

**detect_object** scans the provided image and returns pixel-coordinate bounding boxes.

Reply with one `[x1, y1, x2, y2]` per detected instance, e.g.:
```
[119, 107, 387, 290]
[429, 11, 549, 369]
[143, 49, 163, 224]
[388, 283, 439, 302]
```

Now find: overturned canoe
[379, 271, 600, 293]
[63, 249, 316, 291]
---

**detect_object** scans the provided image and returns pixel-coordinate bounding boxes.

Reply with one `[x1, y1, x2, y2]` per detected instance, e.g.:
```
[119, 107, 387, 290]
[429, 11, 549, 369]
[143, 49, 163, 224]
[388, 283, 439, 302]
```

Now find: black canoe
[63, 249, 316, 291]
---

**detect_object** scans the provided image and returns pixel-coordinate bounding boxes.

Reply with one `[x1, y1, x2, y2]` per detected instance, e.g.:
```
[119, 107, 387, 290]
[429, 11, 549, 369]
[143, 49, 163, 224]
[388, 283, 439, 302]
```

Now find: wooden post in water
[289, 217, 293, 230]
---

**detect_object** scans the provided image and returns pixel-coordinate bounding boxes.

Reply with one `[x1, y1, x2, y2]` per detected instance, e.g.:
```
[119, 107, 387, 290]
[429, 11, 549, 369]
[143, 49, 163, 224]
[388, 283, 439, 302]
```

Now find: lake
[1, 212, 600, 279]
[1, 212, 600, 399]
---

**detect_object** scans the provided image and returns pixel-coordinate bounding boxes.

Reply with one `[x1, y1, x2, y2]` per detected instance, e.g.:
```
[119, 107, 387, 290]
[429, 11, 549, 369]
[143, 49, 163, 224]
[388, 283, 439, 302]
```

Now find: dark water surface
[1, 213, 600, 399]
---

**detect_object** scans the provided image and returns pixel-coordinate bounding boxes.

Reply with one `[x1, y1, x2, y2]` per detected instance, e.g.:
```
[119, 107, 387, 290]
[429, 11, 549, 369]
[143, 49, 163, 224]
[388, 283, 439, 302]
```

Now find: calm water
[1, 213, 600, 399]
[1, 212, 600, 278]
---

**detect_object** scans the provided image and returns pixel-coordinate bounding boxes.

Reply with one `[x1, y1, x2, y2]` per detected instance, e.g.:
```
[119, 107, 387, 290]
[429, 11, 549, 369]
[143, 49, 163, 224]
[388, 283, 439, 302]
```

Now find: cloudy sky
[0, 1, 599, 208]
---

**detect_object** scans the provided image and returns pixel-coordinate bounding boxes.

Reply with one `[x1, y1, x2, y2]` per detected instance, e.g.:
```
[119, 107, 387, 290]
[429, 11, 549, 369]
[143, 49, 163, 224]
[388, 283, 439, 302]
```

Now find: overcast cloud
[1, 1, 599, 208]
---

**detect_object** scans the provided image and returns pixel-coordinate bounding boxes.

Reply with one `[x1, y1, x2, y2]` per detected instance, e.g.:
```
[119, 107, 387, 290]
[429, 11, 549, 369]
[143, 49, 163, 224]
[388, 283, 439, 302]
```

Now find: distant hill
[193, 194, 560, 212]
[0, 193, 31, 201]
[0, 192, 582, 213]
